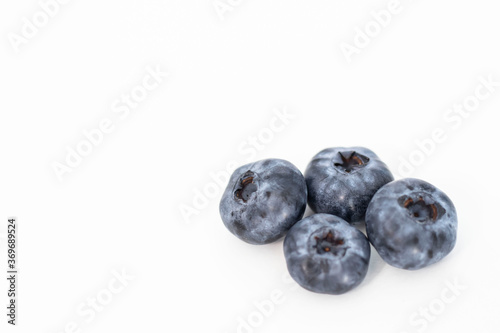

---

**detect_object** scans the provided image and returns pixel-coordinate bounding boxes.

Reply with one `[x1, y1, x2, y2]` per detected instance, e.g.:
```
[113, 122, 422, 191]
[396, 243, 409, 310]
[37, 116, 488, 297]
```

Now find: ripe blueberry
[283, 214, 370, 294]
[305, 147, 394, 223]
[366, 178, 458, 270]
[219, 159, 307, 245]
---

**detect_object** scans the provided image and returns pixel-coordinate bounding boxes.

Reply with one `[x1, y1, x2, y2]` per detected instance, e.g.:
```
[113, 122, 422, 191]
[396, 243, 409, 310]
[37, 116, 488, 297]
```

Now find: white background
[1, 0, 499, 332]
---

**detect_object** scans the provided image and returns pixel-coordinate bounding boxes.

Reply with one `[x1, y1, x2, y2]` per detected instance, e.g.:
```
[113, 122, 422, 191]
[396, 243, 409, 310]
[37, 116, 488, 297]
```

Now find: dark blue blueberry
[283, 214, 370, 295]
[305, 147, 394, 223]
[219, 159, 307, 245]
[366, 178, 458, 270]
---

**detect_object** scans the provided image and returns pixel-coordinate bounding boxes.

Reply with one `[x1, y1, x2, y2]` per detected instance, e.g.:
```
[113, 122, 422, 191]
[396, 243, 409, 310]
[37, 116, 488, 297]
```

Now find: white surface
[1, 0, 499, 332]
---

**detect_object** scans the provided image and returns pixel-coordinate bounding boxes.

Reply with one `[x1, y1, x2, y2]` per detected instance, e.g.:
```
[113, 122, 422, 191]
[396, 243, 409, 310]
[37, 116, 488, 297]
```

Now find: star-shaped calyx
[234, 171, 258, 202]
[400, 196, 443, 223]
[334, 151, 370, 173]
[314, 230, 348, 257]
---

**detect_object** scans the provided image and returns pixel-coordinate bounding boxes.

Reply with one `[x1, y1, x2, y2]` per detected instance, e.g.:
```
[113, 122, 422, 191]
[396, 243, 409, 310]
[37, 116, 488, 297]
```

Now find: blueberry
[366, 178, 457, 270]
[219, 159, 307, 245]
[283, 213, 370, 294]
[305, 147, 394, 223]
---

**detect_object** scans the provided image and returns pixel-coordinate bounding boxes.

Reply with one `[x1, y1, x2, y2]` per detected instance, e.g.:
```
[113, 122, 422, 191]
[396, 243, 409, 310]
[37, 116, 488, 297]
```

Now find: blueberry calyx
[333, 151, 370, 173]
[313, 230, 347, 257]
[398, 195, 444, 223]
[234, 171, 258, 202]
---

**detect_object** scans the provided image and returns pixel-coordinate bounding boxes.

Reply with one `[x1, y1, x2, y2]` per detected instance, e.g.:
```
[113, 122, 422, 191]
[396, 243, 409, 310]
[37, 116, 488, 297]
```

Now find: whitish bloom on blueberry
[284, 214, 370, 294]
[219, 159, 307, 245]
[305, 147, 394, 223]
[366, 178, 458, 270]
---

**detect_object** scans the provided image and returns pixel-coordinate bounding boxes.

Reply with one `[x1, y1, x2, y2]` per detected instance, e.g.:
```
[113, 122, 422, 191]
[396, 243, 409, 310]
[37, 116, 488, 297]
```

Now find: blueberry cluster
[219, 147, 458, 295]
